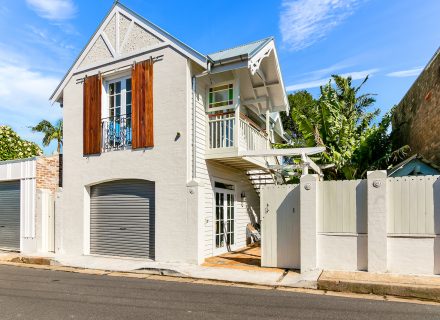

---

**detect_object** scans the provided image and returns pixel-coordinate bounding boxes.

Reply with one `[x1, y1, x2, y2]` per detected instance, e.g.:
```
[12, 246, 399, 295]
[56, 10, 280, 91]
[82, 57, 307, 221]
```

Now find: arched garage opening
[90, 179, 155, 259]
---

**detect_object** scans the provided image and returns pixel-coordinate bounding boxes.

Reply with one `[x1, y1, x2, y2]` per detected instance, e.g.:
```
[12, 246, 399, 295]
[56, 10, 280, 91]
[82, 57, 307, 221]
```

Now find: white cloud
[26, 25, 76, 56]
[286, 78, 330, 91]
[280, 0, 363, 51]
[0, 62, 62, 152]
[339, 68, 379, 79]
[386, 66, 423, 78]
[302, 62, 352, 79]
[286, 68, 378, 91]
[26, 0, 76, 21]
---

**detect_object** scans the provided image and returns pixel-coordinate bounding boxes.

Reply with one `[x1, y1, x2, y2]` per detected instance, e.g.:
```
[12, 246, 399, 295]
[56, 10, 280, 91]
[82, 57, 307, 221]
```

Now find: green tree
[0, 125, 42, 161]
[30, 119, 63, 153]
[281, 75, 407, 180]
[280, 90, 315, 144]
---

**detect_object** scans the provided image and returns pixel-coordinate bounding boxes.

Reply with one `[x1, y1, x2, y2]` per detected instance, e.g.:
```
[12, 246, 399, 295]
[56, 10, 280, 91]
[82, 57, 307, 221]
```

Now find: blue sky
[1, 0, 439, 154]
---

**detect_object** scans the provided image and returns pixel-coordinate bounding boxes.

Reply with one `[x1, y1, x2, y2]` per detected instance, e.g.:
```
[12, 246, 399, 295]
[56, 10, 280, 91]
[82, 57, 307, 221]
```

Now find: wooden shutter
[83, 74, 102, 155]
[132, 59, 154, 149]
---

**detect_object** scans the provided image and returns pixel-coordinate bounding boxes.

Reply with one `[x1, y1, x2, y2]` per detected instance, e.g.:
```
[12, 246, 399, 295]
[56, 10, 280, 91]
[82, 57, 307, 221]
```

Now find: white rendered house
[51, 2, 289, 264]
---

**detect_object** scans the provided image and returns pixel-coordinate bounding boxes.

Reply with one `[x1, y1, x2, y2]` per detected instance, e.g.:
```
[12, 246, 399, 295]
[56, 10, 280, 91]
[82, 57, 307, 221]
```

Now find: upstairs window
[209, 83, 233, 110]
[108, 78, 131, 118]
[102, 76, 132, 151]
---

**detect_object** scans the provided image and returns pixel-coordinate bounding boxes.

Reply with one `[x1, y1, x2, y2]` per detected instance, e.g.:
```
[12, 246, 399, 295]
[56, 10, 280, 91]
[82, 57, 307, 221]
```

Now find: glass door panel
[214, 188, 235, 254]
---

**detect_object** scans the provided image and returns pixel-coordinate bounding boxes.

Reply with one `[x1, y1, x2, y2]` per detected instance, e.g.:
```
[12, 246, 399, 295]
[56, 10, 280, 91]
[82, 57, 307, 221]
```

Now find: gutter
[208, 54, 248, 67]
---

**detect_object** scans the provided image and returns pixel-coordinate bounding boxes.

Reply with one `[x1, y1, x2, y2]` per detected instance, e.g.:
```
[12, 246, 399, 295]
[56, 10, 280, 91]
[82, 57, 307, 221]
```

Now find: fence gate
[261, 185, 300, 269]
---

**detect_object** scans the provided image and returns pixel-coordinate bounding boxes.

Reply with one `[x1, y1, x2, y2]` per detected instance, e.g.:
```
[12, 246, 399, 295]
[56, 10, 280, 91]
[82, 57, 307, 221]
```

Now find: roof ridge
[208, 36, 273, 56]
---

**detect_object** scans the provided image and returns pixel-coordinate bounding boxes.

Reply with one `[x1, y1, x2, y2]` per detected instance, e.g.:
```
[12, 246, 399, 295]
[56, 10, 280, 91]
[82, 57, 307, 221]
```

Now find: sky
[0, 0, 439, 154]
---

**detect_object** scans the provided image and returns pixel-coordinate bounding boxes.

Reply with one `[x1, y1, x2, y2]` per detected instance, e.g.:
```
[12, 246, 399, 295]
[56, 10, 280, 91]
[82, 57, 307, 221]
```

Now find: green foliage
[281, 75, 408, 180]
[30, 119, 63, 153]
[280, 90, 315, 145]
[0, 125, 42, 161]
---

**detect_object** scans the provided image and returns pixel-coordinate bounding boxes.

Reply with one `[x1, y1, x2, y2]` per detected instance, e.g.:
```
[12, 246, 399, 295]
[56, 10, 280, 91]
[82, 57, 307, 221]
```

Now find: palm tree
[30, 119, 63, 153]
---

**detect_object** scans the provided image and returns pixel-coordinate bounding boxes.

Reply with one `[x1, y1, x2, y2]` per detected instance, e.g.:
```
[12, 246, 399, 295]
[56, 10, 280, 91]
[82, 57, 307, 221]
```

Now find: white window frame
[101, 73, 133, 151]
[212, 178, 237, 255]
[206, 80, 236, 113]
[102, 74, 132, 119]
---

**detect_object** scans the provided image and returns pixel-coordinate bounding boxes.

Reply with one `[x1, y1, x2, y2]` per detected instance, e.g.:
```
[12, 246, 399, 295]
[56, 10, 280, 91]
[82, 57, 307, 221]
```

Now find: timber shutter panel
[132, 60, 154, 149]
[83, 74, 102, 155]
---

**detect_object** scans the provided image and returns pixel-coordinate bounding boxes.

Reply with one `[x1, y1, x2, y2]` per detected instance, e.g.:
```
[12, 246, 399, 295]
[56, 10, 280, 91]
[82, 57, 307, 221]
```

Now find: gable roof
[207, 37, 273, 64]
[50, 2, 207, 103]
[50, 2, 287, 113]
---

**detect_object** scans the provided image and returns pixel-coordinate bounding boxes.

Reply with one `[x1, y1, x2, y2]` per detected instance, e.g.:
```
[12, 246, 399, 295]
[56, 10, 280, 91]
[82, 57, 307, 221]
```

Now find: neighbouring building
[392, 47, 440, 166]
[50, 2, 288, 263]
[0, 155, 60, 253]
[387, 154, 440, 177]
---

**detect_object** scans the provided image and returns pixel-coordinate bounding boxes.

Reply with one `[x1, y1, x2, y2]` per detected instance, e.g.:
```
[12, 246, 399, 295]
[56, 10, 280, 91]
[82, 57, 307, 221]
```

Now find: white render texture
[61, 47, 198, 263]
[317, 234, 367, 271]
[300, 174, 319, 273]
[103, 13, 116, 51]
[367, 170, 388, 273]
[119, 13, 131, 47]
[121, 23, 162, 54]
[79, 35, 113, 68]
[387, 236, 440, 275]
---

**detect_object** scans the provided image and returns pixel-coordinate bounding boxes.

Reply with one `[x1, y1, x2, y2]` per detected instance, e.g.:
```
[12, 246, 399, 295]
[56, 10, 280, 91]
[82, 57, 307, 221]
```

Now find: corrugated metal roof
[207, 37, 273, 63]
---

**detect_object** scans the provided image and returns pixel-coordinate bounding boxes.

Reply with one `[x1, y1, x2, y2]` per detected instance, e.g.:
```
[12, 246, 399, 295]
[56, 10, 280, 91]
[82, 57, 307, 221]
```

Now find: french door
[103, 77, 132, 150]
[214, 186, 235, 255]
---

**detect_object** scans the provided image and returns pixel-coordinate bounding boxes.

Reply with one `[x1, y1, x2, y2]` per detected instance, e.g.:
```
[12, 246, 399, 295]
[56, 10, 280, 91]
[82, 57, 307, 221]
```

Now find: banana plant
[279, 75, 408, 180]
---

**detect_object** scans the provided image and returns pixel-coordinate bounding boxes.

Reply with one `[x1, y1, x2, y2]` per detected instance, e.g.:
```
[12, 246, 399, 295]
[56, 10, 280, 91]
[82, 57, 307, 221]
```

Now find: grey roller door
[90, 180, 155, 259]
[0, 181, 20, 250]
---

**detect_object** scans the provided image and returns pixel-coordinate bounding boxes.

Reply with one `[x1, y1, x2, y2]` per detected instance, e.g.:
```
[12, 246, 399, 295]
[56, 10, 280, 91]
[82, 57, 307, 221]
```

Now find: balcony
[206, 112, 273, 170]
[101, 114, 132, 152]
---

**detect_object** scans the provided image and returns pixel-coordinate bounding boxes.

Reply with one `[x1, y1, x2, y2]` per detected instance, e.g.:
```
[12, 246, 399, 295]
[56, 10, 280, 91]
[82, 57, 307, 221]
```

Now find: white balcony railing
[239, 117, 268, 151]
[208, 112, 269, 151]
[208, 113, 235, 149]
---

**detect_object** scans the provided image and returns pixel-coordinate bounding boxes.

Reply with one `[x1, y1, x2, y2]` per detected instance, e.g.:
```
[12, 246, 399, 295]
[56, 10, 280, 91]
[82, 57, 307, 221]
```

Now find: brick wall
[392, 48, 440, 166]
[36, 154, 61, 194]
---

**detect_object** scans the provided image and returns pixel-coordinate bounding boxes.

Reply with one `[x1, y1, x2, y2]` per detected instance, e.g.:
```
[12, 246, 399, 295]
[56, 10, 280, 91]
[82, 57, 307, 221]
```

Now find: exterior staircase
[246, 169, 284, 196]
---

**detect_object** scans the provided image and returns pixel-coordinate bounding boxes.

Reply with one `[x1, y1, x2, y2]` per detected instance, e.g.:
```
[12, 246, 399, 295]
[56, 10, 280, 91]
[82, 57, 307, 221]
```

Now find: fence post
[367, 170, 388, 273]
[300, 174, 319, 273]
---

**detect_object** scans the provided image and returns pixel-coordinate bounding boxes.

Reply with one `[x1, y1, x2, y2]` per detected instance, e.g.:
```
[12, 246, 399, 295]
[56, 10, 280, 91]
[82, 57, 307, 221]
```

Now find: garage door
[90, 180, 155, 259]
[0, 181, 20, 250]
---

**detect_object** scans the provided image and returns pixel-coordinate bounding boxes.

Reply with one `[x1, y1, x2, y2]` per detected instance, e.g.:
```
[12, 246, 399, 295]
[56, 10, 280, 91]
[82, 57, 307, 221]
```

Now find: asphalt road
[0, 265, 439, 320]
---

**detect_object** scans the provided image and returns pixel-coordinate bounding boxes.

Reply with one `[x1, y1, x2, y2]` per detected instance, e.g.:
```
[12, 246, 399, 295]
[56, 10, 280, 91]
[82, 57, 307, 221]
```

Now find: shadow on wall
[434, 179, 440, 274]
[356, 180, 368, 271]
[245, 184, 259, 226]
